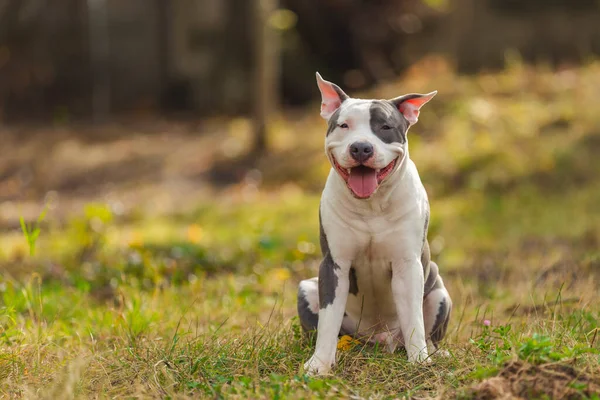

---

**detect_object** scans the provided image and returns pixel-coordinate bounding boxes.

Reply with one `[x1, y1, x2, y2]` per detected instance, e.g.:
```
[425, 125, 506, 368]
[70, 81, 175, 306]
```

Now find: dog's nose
[349, 142, 374, 163]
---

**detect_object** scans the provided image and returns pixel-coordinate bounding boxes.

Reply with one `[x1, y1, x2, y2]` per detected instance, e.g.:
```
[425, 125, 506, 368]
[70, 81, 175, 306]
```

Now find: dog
[297, 73, 452, 375]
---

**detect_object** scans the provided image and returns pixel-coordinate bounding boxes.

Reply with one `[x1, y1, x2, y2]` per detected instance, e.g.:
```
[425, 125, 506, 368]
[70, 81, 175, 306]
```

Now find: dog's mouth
[332, 156, 398, 199]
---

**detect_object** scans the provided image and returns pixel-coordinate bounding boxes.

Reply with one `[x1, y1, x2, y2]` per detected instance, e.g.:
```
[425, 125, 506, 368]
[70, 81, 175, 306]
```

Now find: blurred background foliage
[1, 0, 600, 120]
[0, 0, 599, 281]
[0, 0, 598, 282]
[0, 0, 600, 279]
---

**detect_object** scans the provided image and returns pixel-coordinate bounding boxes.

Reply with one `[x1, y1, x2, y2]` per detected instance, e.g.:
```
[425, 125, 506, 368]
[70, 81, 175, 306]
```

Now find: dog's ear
[316, 72, 348, 120]
[391, 91, 437, 126]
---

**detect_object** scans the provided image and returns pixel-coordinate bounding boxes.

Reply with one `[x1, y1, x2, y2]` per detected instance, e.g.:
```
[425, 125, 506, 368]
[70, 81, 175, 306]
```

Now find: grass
[1, 59, 600, 398]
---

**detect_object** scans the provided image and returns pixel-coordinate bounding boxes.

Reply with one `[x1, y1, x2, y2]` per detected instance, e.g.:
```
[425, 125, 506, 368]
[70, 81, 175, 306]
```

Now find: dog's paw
[407, 348, 430, 364]
[427, 340, 450, 358]
[434, 349, 450, 358]
[303, 355, 333, 376]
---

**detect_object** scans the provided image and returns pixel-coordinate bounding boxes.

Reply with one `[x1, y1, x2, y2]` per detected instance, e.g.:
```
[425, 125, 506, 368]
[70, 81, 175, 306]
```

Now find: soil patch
[468, 360, 600, 400]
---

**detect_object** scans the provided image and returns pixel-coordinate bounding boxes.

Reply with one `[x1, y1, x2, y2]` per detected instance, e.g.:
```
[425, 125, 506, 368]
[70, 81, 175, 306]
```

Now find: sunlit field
[1, 60, 600, 398]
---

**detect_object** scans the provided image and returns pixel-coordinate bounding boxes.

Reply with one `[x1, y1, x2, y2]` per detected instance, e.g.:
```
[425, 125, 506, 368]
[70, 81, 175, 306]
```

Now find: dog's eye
[381, 125, 392, 130]
[339, 123, 349, 129]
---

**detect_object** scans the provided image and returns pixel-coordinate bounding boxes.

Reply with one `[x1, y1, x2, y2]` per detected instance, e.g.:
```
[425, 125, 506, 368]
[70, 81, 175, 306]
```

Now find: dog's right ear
[316, 72, 348, 120]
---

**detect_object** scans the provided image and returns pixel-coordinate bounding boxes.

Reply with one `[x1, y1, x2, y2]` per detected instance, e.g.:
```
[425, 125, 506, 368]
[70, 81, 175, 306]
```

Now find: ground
[1, 58, 600, 399]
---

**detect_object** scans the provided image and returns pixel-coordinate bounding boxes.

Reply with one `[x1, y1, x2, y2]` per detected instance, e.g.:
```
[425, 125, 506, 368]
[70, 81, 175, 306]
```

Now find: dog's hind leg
[297, 277, 357, 336]
[423, 262, 452, 354]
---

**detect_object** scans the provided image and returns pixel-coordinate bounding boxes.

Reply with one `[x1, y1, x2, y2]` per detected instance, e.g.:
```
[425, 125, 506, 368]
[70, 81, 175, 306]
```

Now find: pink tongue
[348, 166, 378, 198]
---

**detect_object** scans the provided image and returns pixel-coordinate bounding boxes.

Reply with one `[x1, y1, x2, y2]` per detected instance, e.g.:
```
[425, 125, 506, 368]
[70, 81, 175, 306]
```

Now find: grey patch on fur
[421, 239, 431, 272]
[297, 287, 319, 333]
[423, 207, 429, 247]
[369, 100, 409, 144]
[422, 240, 433, 294]
[430, 296, 451, 347]
[349, 267, 359, 295]
[422, 205, 439, 296]
[318, 209, 339, 308]
[326, 108, 342, 136]
[421, 204, 432, 292]
[319, 252, 340, 308]
[319, 209, 329, 256]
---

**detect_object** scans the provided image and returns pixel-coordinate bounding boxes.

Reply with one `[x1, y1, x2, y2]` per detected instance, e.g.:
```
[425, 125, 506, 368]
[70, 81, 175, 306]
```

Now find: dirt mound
[469, 361, 600, 400]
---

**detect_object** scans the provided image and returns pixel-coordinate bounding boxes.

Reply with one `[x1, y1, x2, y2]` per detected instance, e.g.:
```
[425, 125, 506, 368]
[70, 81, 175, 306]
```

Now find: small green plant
[19, 206, 48, 256]
[518, 333, 599, 364]
[469, 323, 513, 365]
[471, 324, 599, 368]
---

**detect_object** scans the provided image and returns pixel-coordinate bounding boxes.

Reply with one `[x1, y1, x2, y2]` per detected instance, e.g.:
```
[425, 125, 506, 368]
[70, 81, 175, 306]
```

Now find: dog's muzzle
[332, 156, 398, 199]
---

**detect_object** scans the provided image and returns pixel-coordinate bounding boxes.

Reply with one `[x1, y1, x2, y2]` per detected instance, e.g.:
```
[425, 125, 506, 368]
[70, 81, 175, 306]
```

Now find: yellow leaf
[337, 335, 360, 351]
[272, 268, 291, 281]
[187, 224, 203, 244]
[128, 232, 144, 247]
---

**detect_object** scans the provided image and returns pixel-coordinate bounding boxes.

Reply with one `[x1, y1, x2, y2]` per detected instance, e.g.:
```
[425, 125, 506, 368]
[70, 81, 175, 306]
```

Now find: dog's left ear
[316, 72, 349, 120]
[391, 91, 437, 126]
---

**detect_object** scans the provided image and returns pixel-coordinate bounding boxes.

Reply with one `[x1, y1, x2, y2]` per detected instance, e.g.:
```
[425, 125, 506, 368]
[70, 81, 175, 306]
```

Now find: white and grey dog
[297, 73, 452, 375]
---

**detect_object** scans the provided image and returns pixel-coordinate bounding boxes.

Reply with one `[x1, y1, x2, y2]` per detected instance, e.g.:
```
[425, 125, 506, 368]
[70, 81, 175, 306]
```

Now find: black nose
[349, 142, 374, 163]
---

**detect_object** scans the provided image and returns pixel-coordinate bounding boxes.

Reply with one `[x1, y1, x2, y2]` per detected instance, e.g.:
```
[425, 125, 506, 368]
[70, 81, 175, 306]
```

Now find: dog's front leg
[391, 258, 429, 363]
[304, 253, 350, 375]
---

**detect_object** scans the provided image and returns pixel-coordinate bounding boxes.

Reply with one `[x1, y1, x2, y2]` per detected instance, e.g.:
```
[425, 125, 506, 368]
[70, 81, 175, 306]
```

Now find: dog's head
[316, 72, 436, 199]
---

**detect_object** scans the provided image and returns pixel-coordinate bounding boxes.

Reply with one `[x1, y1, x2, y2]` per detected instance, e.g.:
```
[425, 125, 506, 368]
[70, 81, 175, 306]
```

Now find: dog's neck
[327, 148, 419, 217]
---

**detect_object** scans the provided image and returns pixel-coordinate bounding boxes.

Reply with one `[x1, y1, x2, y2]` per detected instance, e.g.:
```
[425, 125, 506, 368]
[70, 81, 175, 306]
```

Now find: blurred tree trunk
[87, 0, 111, 122]
[0, 0, 22, 120]
[156, 0, 171, 107]
[251, 0, 279, 157]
